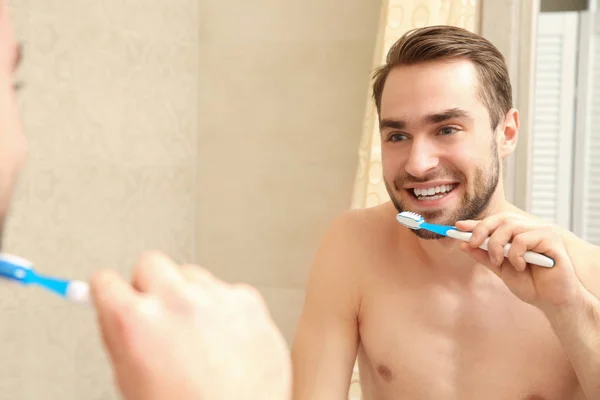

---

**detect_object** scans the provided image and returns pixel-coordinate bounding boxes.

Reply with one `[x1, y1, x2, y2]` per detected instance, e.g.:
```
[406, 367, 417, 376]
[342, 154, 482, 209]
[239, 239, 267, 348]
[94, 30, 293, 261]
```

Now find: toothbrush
[0, 253, 90, 304]
[396, 211, 555, 268]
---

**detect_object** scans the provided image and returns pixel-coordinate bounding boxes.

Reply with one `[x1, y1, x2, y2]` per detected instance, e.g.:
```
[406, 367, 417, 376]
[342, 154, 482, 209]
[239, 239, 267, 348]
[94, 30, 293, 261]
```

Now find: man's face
[379, 60, 506, 239]
[0, 3, 27, 249]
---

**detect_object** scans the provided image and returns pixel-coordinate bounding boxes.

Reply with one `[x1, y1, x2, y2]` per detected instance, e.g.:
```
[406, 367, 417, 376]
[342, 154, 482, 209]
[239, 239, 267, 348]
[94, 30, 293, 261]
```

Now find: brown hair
[372, 25, 512, 130]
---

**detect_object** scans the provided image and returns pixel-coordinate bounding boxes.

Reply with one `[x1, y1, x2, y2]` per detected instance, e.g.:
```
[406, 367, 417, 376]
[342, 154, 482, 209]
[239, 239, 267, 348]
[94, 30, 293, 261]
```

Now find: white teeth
[413, 184, 456, 198]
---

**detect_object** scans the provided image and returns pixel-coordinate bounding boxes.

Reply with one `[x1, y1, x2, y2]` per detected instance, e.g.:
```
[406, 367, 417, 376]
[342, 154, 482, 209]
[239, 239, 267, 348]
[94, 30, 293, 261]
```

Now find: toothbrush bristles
[401, 211, 423, 220]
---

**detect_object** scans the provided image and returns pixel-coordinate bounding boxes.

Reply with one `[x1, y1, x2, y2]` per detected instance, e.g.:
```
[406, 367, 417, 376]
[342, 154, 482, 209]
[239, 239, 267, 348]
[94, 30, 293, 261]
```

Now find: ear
[497, 108, 519, 159]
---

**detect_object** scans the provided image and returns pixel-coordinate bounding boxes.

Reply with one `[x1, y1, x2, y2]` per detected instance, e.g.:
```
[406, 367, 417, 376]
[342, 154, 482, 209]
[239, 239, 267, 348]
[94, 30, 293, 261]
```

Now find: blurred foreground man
[0, 4, 290, 400]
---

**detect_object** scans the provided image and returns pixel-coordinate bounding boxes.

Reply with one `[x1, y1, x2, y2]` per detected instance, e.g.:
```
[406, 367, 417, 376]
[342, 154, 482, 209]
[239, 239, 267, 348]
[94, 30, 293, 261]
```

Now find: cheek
[446, 135, 491, 169]
[380, 147, 405, 178]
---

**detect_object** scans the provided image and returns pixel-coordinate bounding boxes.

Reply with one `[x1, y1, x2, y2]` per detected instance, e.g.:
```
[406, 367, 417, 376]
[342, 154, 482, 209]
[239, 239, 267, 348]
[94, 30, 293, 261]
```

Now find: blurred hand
[89, 252, 291, 400]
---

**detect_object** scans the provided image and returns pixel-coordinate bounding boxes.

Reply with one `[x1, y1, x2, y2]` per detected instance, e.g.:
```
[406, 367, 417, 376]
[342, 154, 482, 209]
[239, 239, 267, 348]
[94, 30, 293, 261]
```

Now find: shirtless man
[291, 26, 600, 399]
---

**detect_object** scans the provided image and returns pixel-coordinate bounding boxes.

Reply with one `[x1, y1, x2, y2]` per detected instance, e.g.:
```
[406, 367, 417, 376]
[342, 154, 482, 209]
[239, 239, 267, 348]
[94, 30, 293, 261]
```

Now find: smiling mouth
[408, 184, 457, 201]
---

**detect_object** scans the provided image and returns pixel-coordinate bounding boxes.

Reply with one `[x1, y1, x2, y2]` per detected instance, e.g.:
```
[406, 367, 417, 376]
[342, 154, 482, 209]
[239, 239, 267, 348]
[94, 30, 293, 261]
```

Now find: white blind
[574, 11, 600, 245]
[530, 12, 578, 229]
[586, 30, 600, 243]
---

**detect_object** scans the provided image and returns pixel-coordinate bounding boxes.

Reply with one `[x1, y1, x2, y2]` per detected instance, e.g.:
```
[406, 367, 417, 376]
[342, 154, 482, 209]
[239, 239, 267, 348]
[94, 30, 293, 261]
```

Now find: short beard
[386, 145, 500, 240]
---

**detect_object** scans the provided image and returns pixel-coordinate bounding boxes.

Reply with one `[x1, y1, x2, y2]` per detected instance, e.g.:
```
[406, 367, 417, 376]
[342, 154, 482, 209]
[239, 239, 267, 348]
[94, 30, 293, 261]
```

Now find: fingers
[460, 226, 559, 274]
[131, 251, 185, 296]
[507, 230, 558, 270]
[455, 219, 477, 231]
[89, 268, 140, 361]
[180, 264, 217, 286]
[460, 242, 502, 277]
[485, 222, 513, 268]
[463, 214, 531, 248]
[232, 283, 268, 312]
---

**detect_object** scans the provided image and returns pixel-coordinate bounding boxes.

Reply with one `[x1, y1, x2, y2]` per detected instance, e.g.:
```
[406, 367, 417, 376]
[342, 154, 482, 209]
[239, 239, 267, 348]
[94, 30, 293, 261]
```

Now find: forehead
[380, 60, 486, 122]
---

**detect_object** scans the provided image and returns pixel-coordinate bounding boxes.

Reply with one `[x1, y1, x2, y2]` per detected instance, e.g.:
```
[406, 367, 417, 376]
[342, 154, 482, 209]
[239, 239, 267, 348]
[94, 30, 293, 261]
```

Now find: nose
[404, 138, 439, 178]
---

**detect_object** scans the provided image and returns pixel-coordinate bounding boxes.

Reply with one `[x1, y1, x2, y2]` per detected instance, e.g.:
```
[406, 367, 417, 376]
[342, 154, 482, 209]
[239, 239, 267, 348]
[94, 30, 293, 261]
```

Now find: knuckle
[137, 250, 166, 265]
[89, 268, 110, 288]
[542, 222, 556, 231]
[503, 219, 517, 230]
[186, 264, 213, 279]
[234, 283, 267, 309]
[173, 290, 199, 315]
[180, 263, 204, 279]
[473, 226, 486, 238]
[133, 252, 162, 274]
[512, 234, 527, 249]
[180, 263, 198, 272]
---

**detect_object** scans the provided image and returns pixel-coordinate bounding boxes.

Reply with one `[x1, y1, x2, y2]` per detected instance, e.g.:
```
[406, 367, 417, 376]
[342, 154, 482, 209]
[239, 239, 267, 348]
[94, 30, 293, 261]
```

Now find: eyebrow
[379, 108, 473, 131]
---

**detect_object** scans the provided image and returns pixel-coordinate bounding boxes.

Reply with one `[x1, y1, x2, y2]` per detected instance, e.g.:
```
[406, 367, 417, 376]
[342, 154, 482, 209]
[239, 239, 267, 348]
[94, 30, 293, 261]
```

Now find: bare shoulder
[319, 202, 399, 253]
[329, 201, 399, 236]
[306, 202, 400, 297]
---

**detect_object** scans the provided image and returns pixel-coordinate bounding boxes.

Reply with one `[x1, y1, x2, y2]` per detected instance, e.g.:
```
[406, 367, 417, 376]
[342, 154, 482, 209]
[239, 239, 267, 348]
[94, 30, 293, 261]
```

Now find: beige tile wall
[0, 0, 382, 398]
[197, 0, 383, 343]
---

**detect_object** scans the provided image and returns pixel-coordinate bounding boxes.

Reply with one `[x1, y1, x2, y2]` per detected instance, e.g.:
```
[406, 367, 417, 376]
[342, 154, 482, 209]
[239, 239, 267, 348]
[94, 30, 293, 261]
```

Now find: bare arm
[460, 211, 600, 398]
[544, 285, 600, 399]
[291, 214, 362, 400]
[544, 228, 600, 399]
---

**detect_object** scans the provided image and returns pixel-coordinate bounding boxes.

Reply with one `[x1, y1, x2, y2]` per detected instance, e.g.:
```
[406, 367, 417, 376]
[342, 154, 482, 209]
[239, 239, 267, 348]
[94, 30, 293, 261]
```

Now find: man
[0, 4, 292, 400]
[291, 26, 600, 399]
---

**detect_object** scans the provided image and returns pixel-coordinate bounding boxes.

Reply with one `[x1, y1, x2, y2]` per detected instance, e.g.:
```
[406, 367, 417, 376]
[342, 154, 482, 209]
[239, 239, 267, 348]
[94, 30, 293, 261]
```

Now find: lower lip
[405, 185, 459, 208]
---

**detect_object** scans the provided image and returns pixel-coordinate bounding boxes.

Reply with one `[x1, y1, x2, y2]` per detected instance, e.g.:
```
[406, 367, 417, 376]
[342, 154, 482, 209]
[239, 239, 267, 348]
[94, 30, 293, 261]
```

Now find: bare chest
[356, 273, 583, 400]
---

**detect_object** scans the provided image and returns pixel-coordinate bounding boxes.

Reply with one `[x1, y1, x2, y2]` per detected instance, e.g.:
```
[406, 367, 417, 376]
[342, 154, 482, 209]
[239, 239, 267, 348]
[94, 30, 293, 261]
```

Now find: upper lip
[404, 181, 459, 189]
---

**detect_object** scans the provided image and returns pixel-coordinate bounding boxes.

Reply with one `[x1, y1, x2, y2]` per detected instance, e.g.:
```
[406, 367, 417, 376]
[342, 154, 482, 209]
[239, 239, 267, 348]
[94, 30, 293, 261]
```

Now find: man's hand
[89, 251, 291, 400]
[456, 213, 586, 312]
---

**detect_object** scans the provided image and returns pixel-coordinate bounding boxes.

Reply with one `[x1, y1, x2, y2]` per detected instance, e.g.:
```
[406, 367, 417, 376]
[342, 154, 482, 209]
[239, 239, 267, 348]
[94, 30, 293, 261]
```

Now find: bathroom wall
[2, 0, 198, 399]
[197, 0, 383, 344]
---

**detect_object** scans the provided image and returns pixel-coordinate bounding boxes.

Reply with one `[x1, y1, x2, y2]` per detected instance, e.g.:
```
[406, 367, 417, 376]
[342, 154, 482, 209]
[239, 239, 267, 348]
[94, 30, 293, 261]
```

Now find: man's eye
[440, 126, 458, 135]
[13, 81, 24, 92]
[389, 133, 408, 142]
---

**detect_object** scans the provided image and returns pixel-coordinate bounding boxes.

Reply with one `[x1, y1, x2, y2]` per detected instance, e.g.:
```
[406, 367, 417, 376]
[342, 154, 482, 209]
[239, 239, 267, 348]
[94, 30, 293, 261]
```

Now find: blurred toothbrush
[0, 253, 90, 304]
[396, 211, 555, 268]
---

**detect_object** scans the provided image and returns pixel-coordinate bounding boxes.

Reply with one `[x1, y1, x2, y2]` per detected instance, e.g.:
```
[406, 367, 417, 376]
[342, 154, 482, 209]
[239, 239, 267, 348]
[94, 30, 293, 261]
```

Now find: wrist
[542, 284, 599, 326]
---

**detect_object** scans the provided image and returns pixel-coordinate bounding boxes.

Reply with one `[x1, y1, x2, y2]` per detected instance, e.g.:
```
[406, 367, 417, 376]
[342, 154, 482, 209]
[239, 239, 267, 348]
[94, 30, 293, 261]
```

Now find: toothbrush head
[0, 253, 32, 282]
[396, 211, 425, 229]
[66, 280, 90, 304]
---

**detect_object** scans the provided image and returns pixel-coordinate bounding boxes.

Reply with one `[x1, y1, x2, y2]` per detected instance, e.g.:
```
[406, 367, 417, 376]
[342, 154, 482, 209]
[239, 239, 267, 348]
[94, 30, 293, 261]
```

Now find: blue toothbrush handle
[448, 230, 555, 268]
[0, 253, 90, 304]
